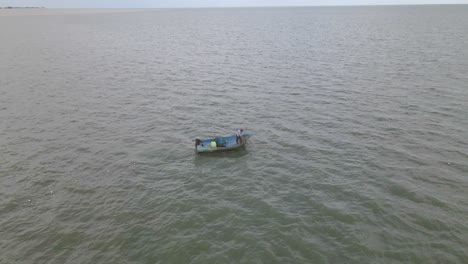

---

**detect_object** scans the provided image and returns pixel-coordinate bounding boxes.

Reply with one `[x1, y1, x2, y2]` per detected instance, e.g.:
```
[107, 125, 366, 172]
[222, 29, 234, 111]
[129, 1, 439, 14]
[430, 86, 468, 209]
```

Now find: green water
[1, 6, 467, 263]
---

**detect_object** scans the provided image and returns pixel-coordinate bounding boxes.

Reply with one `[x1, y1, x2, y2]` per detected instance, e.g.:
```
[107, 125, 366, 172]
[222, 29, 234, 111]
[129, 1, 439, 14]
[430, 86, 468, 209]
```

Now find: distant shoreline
[0, 8, 147, 16]
[0, 7, 45, 9]
[1, 3, 467, 9]
[0, 4, 466, 16]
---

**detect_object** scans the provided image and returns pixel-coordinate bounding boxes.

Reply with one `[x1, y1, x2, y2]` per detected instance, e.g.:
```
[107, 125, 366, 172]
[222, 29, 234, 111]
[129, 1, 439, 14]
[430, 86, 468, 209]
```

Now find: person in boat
[236, 129, 244, 144]
[194, 139, 202, 150]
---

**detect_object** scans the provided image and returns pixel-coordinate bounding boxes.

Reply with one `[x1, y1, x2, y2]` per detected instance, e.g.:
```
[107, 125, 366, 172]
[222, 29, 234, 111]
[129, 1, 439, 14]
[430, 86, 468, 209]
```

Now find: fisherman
[235, 129, 244, 144]
[194, 139, 202, 150]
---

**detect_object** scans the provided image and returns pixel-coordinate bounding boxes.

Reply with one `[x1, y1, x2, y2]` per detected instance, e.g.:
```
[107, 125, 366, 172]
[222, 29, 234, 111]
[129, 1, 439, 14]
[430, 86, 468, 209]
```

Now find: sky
[1, 0, 467, 8]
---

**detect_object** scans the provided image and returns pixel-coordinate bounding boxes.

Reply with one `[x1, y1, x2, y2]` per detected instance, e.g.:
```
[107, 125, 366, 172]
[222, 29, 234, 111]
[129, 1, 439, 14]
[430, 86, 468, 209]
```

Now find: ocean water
[1, 6, 467, 263]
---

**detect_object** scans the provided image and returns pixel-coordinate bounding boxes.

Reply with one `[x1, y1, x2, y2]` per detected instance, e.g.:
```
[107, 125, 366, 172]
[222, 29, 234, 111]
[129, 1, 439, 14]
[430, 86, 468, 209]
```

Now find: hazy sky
[1, 0, 467, 8]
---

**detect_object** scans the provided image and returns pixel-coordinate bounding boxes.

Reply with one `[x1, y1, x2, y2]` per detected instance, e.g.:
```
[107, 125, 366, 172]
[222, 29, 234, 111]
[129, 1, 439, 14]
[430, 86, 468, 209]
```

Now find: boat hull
[195, 134, 251, 153]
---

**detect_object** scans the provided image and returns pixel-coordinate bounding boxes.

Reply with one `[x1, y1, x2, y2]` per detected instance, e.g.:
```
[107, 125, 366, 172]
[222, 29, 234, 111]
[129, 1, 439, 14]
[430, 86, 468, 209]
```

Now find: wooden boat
[195, 134, 252, 153]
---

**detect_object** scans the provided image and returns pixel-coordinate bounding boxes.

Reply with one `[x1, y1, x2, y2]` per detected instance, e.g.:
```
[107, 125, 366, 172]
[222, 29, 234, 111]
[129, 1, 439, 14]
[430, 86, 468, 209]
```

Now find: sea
[1, 5, 467, 263]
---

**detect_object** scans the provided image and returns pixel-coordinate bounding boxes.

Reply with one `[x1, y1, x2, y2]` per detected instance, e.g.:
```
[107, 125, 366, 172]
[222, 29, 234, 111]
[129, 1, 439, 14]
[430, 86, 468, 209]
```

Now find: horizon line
[1, 3, 467, 9]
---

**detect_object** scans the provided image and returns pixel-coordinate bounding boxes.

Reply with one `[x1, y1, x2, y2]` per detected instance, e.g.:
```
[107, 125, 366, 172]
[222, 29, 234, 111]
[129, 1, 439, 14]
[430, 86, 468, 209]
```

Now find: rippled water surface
[1, 6, 468, 263]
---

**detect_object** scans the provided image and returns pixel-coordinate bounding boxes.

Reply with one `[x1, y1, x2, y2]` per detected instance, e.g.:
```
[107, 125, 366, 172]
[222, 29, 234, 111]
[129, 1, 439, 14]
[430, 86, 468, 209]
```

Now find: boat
[195, 134, 252, 153]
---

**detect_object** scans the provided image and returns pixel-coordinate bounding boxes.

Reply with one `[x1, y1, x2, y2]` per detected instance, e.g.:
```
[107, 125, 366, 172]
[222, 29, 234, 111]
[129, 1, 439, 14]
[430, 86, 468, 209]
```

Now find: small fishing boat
[195, 134, 252, 153]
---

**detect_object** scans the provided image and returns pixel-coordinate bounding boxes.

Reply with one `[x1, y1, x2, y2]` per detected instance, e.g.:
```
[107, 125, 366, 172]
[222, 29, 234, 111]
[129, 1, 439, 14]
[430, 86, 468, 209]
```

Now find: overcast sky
[1, 0, 467, 8]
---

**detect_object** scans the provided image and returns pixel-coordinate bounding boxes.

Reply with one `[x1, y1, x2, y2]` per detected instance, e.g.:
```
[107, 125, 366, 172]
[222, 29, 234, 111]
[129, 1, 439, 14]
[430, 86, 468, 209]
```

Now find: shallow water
[1, 6, 468, 263]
